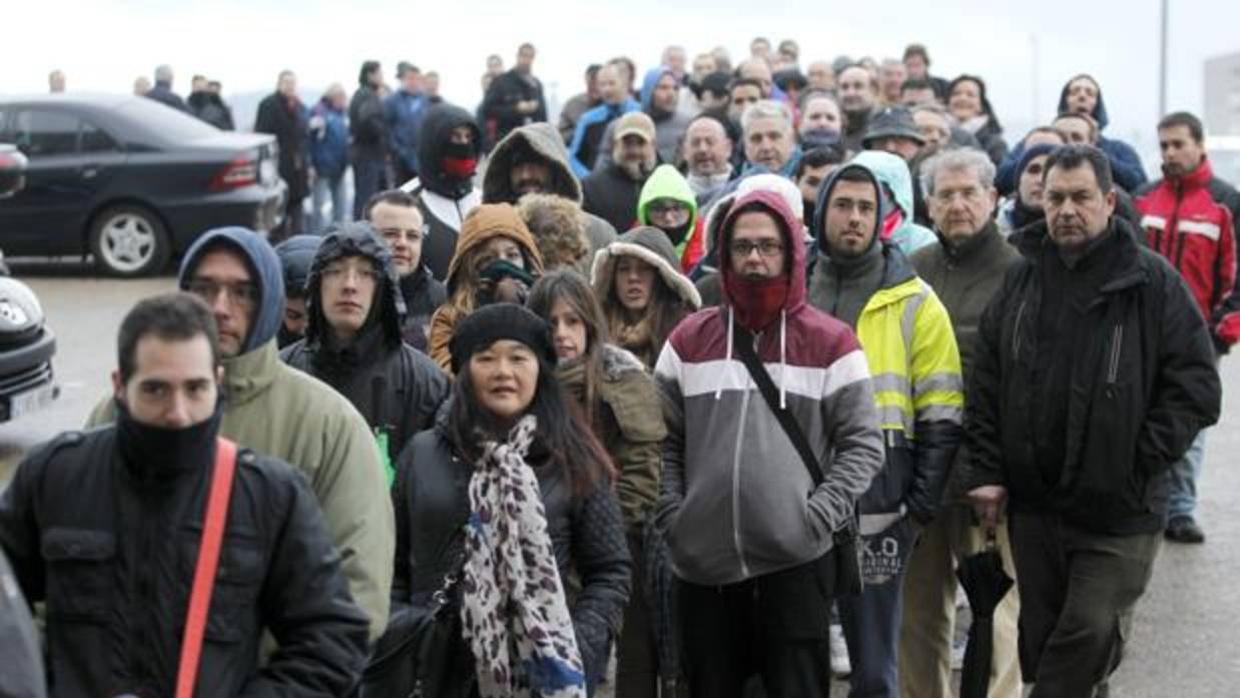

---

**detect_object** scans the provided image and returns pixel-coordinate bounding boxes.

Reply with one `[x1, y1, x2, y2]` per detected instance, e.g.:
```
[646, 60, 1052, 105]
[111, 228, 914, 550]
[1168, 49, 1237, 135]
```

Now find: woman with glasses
[590, 227, 702, 369]
[635, 164, 705, 273]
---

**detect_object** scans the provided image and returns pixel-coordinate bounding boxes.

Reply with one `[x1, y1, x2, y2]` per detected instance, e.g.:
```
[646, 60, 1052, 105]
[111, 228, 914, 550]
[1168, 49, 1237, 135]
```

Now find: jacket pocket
[179, 529, 266, 643]
[858, 440, 914, 515]
[41, 528, 116, 621]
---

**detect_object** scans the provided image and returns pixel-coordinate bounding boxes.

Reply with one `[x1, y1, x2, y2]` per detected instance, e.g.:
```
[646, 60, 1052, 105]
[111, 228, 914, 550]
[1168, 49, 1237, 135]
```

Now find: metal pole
[1159, 0, 1168, 116]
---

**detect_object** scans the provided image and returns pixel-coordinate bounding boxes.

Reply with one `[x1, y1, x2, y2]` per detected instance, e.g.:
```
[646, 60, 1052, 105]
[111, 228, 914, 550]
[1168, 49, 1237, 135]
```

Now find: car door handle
[80, 166, 100, 179]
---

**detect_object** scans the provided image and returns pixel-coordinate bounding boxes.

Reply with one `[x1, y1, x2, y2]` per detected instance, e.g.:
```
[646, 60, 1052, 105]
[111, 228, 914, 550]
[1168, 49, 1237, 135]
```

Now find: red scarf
[725, 270, 788, 332]
[442, 156, 478, 179]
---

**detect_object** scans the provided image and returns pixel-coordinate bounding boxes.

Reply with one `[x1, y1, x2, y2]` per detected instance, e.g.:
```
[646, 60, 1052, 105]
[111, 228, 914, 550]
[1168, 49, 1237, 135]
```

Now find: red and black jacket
[1136, 158, 1240, 349]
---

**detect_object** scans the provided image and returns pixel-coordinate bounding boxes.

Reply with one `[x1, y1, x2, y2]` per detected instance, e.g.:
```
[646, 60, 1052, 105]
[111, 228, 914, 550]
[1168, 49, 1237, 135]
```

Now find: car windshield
[115, 97, 222, 144]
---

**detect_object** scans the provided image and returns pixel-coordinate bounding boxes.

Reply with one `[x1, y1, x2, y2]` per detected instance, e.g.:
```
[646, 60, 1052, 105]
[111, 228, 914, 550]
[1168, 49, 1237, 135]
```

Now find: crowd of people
[9, 35, 1239, 697]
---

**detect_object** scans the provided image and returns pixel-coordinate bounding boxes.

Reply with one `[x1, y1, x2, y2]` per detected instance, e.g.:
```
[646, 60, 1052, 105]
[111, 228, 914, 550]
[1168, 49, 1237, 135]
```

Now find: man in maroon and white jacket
[1135, 110, 1240, 544]
[655, 189, 884, 696]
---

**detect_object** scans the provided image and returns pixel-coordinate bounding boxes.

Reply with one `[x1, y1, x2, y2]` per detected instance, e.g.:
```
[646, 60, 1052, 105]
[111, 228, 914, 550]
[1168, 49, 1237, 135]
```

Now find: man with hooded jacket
[807, 162, 964, 698]
[399, 103, 483, 280]
[636, 163, 706, 273]
[87, 227, 395, 643]
[481, 121, 617, 262]
[5, 292, 369, 696]
[656, 189, 884, 696]
[282, 221, 450, 481]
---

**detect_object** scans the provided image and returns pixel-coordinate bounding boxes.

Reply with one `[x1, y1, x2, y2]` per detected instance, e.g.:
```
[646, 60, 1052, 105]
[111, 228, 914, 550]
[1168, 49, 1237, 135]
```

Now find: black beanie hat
[449, 303, 557, 374]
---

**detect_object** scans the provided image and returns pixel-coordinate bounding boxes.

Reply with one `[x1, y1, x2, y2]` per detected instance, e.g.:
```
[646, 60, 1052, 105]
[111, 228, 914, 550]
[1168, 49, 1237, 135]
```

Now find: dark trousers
[616, 532, 657, 697]
[1009, 512, 1160, 697]
[352, 156, 388, 219]
[679, 554, 833, 698]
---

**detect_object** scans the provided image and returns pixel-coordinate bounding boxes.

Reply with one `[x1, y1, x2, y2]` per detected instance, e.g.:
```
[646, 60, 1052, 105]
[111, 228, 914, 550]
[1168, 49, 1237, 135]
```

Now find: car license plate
[10, 383, 54, 420]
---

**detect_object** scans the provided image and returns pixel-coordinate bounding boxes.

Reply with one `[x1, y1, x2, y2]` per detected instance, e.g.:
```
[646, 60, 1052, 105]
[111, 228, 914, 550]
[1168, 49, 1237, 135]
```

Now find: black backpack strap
[730, 320, 823, 486]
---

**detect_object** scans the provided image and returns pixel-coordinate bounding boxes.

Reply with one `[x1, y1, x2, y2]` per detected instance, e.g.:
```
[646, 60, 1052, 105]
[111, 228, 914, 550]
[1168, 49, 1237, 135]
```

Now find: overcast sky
[10, 0, 1240, 156]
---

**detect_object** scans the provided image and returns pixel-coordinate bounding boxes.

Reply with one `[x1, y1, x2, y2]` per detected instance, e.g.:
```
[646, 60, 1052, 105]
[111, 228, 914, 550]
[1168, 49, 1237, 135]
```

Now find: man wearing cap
[862, 107, 925, 164]
[582, 111, 659, 232]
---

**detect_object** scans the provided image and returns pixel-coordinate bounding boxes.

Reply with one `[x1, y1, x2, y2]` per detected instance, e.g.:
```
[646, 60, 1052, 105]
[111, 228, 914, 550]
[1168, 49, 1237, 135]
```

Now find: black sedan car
[0, 93, 287, 276]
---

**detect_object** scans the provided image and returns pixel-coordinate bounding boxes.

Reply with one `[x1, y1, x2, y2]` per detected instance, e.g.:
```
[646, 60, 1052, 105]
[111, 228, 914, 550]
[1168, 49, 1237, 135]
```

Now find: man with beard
[681, 113, 735, 204]
[1135, 111, 1240, 544]
[255, 70, 310, 239]
[481, 121, 618, 266]
[350, 60, 389, 218]
[87, 228, 395, 643]
[481, 42, 548, 144]
[282, 222, 449, 481]
[594, 67, 693, 171]
[399, 103, 483, 280]
[8, 292, 370, 696]
[837, 64, 880, 153]
[807, 162, 963, 698]
[364, 190, 448, 351]
[582, 111, 659, 232]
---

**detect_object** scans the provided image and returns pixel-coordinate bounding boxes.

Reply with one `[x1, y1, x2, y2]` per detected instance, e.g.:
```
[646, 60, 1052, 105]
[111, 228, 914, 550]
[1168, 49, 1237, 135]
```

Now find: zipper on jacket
[1011, 299, 1028, 358]
[1106, 323, 1124, 385]
[732, 380, 753, 580]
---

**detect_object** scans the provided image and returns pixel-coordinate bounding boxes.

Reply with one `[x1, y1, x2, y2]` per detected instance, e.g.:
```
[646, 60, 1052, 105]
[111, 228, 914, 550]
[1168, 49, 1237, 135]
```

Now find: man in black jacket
[964, 145, 1221, 697]
[0, 292, 369, 697]
[581, 111, 658, 232]
[364, 189, 447, 351]
[350, 60, 389, 219]
[187, 74, 234, 130]
[255, 70, 310, 239]
[481, 43, 548, 144]
[281, 221, 450, 479]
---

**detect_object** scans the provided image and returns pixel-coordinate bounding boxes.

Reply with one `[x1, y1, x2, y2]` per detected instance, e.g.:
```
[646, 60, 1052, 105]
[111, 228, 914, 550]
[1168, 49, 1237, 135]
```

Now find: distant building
[1204, 52, 1240, 136]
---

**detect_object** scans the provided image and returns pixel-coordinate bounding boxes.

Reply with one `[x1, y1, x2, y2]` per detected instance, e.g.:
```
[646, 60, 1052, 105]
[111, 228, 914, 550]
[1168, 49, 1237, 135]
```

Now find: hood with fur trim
[517, 193, 590, 272]
[179, 226, 285, 354]
[591, 226, 702, 310]
[304, 221, 405, 347]
[482, 122, 582, 204]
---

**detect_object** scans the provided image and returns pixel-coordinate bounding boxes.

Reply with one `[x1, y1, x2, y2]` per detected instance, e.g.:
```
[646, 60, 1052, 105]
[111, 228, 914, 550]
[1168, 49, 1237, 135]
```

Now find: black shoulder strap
[731, 320, 823, 486]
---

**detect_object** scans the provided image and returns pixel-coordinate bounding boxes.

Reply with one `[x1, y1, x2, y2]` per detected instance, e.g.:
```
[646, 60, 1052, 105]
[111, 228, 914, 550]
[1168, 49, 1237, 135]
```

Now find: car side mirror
[0, 144, 27, 200]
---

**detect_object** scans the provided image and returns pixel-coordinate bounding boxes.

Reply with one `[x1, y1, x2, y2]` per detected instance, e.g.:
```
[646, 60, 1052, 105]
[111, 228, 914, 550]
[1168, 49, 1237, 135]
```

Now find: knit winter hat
[1017, 143, 1060, 179]
[449, 303, 557, 374]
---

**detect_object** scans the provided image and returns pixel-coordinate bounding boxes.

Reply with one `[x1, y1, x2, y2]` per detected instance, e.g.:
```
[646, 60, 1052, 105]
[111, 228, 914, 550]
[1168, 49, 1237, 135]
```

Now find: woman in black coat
[391, 303, 631, 697]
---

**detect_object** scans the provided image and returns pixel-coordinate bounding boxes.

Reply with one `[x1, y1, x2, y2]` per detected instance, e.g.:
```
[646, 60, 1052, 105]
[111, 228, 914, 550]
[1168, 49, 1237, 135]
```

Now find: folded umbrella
[956, 531, 1014, 698]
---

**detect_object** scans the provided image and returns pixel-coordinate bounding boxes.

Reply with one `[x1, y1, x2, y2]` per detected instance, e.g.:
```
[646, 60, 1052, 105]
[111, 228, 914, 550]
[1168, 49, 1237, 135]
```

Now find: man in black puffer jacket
[963, 146, 1221, 697]
[281, 221, 450, 479]
[0, 292, 369, 697]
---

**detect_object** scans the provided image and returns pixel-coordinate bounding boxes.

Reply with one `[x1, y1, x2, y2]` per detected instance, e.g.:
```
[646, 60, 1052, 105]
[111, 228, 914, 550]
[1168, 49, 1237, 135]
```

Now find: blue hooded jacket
[568, 99, 639, 177]
[308, 99, 349, 179]
[179, 227, 286, 354]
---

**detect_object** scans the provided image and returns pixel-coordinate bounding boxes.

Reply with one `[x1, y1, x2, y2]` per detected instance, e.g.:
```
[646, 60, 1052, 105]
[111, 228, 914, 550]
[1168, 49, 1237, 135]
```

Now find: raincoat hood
[851, 150, 916, 219]
[640, 67, 676, 116]
[637, 163, 699, 231]
[179, 226, 285, 354]
[482, 122, 582, 204]
[304, 221, 405, 347]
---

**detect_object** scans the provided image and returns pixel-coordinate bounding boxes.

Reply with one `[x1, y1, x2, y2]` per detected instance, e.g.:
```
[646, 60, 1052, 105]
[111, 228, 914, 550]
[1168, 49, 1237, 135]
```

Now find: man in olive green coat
[88, 226, 394, 642]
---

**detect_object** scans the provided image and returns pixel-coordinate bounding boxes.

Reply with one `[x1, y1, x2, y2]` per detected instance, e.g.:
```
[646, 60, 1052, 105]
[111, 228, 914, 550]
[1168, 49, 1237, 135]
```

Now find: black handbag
[731, 321, 864, 598]
[358, 556, 472, 698]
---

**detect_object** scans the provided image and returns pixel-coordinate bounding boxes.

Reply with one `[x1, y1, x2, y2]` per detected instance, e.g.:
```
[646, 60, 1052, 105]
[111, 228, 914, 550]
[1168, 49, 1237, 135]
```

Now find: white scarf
[460, 415, 587, 697]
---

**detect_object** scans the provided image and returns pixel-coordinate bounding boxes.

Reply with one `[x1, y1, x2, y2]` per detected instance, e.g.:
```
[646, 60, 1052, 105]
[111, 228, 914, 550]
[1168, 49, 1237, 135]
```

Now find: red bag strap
[175, 437, 238, 698]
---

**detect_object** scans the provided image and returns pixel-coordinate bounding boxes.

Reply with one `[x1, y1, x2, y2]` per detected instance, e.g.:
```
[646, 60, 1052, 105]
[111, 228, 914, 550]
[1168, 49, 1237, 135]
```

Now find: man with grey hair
[742, 99, 800, 178]
[145, 64, 188, 112]
[903, 147, 1023, 698]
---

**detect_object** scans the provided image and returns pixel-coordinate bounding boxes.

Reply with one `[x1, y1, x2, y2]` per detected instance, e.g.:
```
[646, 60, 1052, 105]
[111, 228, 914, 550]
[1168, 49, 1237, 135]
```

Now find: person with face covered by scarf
[654, 189, 884, 696]
[400, 103, 484, 280]
[1, 292, 369, 697]
[281, 222, 450, 481]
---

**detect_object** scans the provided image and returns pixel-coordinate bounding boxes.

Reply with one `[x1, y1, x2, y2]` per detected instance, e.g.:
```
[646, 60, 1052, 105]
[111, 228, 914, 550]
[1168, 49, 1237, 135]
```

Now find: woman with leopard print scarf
[392, 303, 631, 697]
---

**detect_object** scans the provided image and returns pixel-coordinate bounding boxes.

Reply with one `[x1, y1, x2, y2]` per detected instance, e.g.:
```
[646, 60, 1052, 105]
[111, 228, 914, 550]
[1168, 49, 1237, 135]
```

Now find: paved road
[2, 267, 1238, 696]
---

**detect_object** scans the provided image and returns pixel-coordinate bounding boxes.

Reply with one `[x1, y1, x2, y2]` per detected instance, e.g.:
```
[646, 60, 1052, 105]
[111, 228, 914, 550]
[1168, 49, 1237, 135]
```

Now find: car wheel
[89, 205, 171, 277]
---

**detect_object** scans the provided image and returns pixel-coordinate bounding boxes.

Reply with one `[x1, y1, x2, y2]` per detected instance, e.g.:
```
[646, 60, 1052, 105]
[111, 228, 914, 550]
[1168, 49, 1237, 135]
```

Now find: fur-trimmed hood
[517, 193, 590, 273]
[591, 226, 702, 310]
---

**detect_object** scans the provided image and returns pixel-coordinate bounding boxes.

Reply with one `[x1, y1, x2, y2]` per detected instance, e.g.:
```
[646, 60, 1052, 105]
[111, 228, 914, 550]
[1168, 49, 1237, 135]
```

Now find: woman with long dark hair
[392, 303, 630, 697]
[528, 270, 666, 696]
[591, 227, 701, 369]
